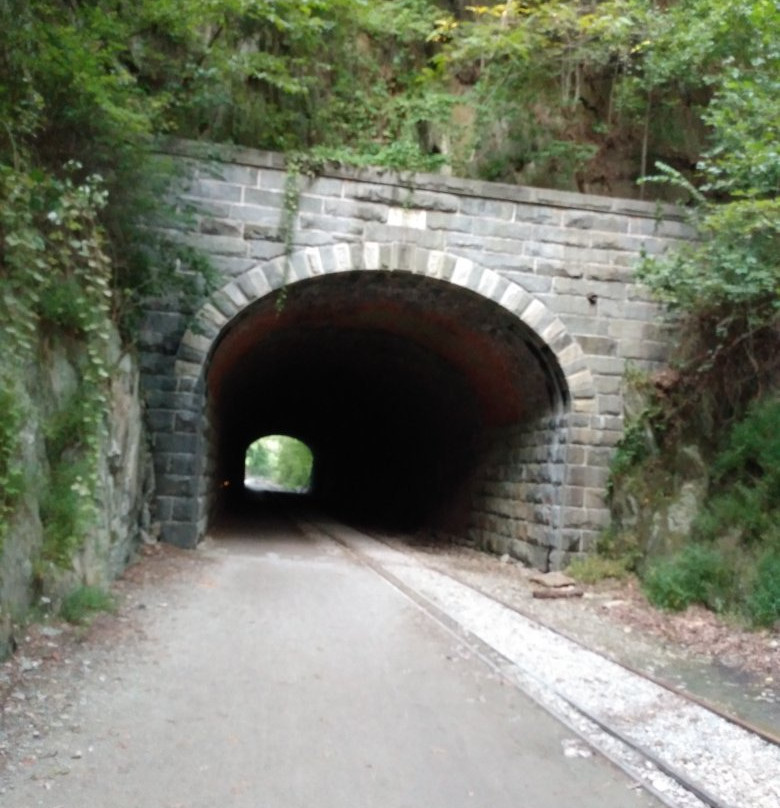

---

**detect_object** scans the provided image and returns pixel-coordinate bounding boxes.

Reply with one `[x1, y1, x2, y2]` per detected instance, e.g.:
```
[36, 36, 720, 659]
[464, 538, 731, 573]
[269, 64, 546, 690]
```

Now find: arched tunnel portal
[205, 270, 570, 552]
[159, 244, 611, 569]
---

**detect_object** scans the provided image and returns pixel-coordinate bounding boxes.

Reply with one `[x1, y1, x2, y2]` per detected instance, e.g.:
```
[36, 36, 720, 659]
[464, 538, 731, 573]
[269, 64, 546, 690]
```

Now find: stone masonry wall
[139, 140, 693, 567]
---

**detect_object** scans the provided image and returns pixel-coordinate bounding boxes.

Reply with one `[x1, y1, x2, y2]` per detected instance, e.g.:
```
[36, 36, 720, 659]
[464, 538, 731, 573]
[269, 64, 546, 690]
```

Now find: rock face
[0, 328, 152, 659]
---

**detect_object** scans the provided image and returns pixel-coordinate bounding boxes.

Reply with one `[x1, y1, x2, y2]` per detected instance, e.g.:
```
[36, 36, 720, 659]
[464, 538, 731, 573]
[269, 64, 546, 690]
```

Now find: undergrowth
[60, 586, 116, 625]
[0, 386, 25, 556]
[639, 398, 780, 627]
[567, 555, 631, 585]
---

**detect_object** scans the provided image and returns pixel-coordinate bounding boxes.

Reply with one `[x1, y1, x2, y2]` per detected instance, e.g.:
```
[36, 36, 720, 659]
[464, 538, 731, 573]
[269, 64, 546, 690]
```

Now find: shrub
[643, 544, 733, 613]
[745, 552, 780, 628]
[60, 585, 116, 625]
[0, 386, 25, 544]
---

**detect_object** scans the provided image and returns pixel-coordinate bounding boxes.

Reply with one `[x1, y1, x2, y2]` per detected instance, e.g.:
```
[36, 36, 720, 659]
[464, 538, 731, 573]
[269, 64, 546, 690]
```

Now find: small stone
[529, 571, 577, 588]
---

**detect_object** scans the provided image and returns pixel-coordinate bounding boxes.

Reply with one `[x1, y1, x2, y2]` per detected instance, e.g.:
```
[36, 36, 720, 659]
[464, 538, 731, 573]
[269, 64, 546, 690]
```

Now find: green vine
[0, 162, 113, 565]
[0, 384, 25, 551]
[276, 152, 326, 312]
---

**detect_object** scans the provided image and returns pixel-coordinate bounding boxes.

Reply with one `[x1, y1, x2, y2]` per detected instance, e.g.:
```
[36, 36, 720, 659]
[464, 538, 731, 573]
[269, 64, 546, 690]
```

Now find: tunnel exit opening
[244, 434, 313, 493]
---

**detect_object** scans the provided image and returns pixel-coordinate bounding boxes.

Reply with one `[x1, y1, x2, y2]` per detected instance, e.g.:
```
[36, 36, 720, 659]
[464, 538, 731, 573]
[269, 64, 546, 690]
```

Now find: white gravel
[326, 523, 780, 808]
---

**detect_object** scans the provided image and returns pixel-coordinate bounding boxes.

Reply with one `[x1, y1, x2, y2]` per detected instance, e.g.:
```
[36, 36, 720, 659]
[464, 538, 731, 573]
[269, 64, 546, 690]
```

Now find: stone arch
[176, 242, 597, 409]
[168, 242, 606, 569]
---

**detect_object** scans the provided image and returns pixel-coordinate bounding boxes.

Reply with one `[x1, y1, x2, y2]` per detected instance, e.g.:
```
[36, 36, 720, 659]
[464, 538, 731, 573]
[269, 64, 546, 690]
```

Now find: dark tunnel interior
[207, 272, 564, 532]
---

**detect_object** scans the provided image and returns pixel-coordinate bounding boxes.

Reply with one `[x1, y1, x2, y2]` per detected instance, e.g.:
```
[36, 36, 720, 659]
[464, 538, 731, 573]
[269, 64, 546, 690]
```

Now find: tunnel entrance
[206, 270, 568, 544]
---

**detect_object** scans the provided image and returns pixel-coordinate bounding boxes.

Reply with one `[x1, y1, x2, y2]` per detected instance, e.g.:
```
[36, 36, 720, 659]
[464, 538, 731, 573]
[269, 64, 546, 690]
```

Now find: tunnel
[205, 270, 568, 539]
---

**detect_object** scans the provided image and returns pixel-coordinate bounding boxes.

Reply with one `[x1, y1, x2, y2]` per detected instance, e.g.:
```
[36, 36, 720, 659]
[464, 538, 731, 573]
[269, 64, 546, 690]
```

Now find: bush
[643, 544, 733, 613]
[693, 398, 780, 546]
[60, 585, 116, 625]
[745, 552, 780, 628]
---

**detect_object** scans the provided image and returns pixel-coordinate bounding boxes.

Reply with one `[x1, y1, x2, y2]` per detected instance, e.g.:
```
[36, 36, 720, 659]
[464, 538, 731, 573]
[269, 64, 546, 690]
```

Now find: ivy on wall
[0, 164, 112, 564]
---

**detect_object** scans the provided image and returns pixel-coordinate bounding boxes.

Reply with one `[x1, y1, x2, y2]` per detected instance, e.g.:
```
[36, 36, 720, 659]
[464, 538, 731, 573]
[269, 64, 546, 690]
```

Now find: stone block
[237, 267, 273, 299]
[584, 488, 607, 509]
[182, 199, 231, 219]
[585, 263, 630, 282]
[156, 474, 198, 497]
[325, 198, 387, 222]
[210, 289, 240, 319]
[598, 394, 623, 416]
[259, 170, 287, 190]
[204, 163, 259, 187]
[565, 465, 609, 488]
[525, 241, 566, 261]
[594, 374, 622, 395]
[426, 212, 472, 232]
[567, 369, 596, 397]
[300, 213, 364, 237]
[619, 339, 670, 362]
[200, 218, 242, 237]
[514, 202, 561, 225]
[586, 446, 614, 467]
[146, 409, 174, 432]
[577, 335, 617, 357]
[509, 539, 550, 569]
[562, 212, 629, 233]
[586, 356, 625, 376]
[184, 232, 248, 258]
[474, 217, 535, 242]
[172, 497, 199, 522]
[165, 453, 199, 475]
[187, 179, 242, 202]
[297, 195, 324, 214]
[161, 520, 199, 548]
[458, 197, 514, 220]
[553, 276, 625, 301]
[387, 207, 427, 229]
[500, 271, 552, 293]
[344, 182, 408, 206]
[174, 410, 200, 433]
[602, 299, 665, 323]
[154, 433, 199, 455]
[309, 177, 344, 197]
[211, 257, 257, 276]
[244, 188, 284, 208]
[244, 222, 284, 241]
[476, 270, 508, 302]
[561, 486, 584, 508]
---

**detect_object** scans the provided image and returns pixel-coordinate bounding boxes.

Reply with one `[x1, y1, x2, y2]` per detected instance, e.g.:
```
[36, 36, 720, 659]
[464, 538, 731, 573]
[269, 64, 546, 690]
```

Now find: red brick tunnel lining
[207, 272, 564, 531]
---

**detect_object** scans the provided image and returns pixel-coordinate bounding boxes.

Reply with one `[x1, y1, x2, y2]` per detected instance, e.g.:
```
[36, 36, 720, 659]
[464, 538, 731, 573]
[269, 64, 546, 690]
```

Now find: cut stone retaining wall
[139, 140, 693, 568]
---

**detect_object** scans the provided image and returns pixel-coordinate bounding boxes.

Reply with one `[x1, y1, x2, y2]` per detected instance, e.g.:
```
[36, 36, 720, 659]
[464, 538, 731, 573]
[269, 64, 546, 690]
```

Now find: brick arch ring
[175, 241, 598, 411]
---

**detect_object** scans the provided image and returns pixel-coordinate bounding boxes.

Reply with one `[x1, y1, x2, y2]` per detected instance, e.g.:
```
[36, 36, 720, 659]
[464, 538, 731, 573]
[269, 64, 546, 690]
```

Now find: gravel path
[1, 525, 667, 808]
[317, 520, 780, 808]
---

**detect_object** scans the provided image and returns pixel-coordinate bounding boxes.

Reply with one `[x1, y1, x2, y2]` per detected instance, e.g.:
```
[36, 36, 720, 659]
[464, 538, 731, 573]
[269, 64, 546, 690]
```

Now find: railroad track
[297, 515, 780, 808]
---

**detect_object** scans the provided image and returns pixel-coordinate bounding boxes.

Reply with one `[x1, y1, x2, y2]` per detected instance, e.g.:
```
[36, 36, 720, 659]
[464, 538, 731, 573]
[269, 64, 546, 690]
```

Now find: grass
[60, 586, 116, 625]
[567, 555, 631, 584]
